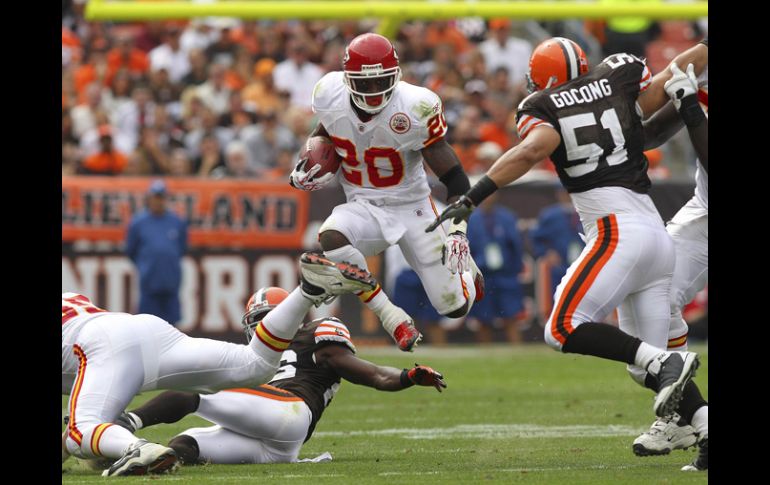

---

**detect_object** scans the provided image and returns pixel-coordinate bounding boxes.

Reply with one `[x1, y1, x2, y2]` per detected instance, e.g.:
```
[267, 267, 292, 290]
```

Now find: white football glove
[442, 231, 471, 275]
[664, 62, 698, 111]
[289, 159, 335, 191]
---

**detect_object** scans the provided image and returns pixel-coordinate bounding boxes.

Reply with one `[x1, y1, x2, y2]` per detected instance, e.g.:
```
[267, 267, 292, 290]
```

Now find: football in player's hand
[301, 136, 341, 178]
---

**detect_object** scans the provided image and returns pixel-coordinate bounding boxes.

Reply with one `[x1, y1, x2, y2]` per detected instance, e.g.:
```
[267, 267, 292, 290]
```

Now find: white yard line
[314, 423, 644, 440]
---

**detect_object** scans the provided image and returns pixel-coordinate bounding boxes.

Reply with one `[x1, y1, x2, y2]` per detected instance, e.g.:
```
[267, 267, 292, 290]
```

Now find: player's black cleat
[681, 435, 708, 471]
[648, 351, 700, 417]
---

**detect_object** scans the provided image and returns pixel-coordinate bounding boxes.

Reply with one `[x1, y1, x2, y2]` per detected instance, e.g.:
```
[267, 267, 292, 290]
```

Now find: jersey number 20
[330, 136, 405, 188]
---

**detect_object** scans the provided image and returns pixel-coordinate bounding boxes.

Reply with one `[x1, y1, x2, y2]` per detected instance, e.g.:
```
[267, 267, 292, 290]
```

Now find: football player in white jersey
[107, 286, 446, 466]
[633, 40, 708, 471]
[289, 33, 484, 352]
[62, 252, 375, 476]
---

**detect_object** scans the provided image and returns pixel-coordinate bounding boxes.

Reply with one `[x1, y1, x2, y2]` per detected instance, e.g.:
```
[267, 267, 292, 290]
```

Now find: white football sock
[690, 405, 708, 437]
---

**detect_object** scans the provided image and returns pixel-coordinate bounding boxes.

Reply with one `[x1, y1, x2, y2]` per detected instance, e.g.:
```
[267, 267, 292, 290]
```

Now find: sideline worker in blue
[126, 179, 188, 325]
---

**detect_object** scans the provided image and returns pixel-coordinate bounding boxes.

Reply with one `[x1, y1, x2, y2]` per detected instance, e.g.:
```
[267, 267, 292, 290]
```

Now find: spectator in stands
[113, 84, 156, 153]
[103, 70, 134, 121]
[451, 115, 483, 175]
[478, 18, 533, 88]
[184, 107, 233, 160]
[224, 48, 255, 91]
[107, 34, 150, 81]
[80, 125, 128, 175]
[241, 58, 285, 115]
[258, 26, 286, 63]
[466, 192, 527, 344]
[463, 79, 493, 120]
[149, 24, 191, 84]
[180, 19, 218, 56]
[181, 48, 210, 87]
[211, 140, 258, 179]
[230, 20, 260, 57]
[425, 20, 471, 55]
[487, 66, 518, 109]
[193, 134, 226, 177]
[126, 179, 188, 325]
[196, 63, 232, 116]
[272, 38, 323, 111]
[479, 101, 516, 151]
[205, 23, 239, 67]
[133, 126, 171, 175]
[63, 109, 81, 175]
[218, 90, 258, 128]
[71, 82, 104, 139]
[459, 47, 488, 82]
[73, 48, 110, 103]
[242, 110, 297, 175]
[475, 141, 504, 172]
[168, 148, 193, 177]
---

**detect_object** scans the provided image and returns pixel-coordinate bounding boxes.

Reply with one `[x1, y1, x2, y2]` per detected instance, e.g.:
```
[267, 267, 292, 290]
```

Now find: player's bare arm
[421, 138, 471, 204]
[642, 102, 684, 150]
[316, 344, 446, 392]
[426, 126, 560, 231]
[637, 42, 708, 119]
[486, 126, 561, 188]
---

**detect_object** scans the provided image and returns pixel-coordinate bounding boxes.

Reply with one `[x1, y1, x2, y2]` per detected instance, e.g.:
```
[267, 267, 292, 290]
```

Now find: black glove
[425, 195, 475, 233]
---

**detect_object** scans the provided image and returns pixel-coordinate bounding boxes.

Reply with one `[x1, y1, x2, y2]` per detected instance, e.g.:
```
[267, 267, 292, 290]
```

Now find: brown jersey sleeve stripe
[550, 215, 619, 344]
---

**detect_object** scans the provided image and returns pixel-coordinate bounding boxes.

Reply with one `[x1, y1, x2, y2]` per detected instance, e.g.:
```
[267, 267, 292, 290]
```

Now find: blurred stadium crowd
[62, 0, 706, 181]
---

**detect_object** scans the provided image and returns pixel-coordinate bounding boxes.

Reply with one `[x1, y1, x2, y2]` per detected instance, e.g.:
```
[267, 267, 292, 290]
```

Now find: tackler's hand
[425, 195, 475, 233]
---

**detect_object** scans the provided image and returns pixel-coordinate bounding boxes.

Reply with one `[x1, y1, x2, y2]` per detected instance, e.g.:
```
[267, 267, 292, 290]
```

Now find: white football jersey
[312, 71, 447, 204]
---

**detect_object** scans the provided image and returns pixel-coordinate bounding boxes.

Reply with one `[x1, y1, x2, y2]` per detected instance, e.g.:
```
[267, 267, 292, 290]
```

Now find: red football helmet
[527, 37, 589, 93]
[241, 287, 290, 341]
[343, 33, 402, 114]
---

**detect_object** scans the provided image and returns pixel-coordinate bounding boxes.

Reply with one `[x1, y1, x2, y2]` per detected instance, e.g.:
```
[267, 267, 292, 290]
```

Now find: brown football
[301, 136, 341, 178]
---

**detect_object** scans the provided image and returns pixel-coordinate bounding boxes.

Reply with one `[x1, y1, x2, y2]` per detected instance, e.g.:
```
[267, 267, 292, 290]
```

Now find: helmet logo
[389, 112, 411, 134]
[361, 63, 384, 74]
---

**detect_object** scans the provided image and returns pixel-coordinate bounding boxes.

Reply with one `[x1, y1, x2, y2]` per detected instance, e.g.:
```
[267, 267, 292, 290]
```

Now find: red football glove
[407, 363, 447, 392]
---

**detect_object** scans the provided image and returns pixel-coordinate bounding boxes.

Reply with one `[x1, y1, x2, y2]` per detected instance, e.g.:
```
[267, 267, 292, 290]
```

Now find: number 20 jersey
[312, 71, 447, 204]
[516, 53, 653, 195]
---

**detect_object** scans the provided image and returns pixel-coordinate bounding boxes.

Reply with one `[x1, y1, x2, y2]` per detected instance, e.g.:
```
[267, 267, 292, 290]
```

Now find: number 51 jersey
[516, 53, 653, 195]
[312, 71, 448, 204]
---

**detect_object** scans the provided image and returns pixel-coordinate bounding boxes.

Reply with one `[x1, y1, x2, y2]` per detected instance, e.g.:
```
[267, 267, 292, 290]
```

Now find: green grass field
[62, 343, 708, 484]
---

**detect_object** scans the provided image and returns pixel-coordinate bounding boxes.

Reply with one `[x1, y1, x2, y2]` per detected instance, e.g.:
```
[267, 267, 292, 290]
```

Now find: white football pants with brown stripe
[543, 213, 675, 385]
[62, 292, 311, 461]
[178, 388, 312, 464]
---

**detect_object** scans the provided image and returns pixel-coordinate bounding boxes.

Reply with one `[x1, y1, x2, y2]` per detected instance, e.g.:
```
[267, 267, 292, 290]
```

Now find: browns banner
[62, 177, 309, 249]
[62, 177, 700, 343]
